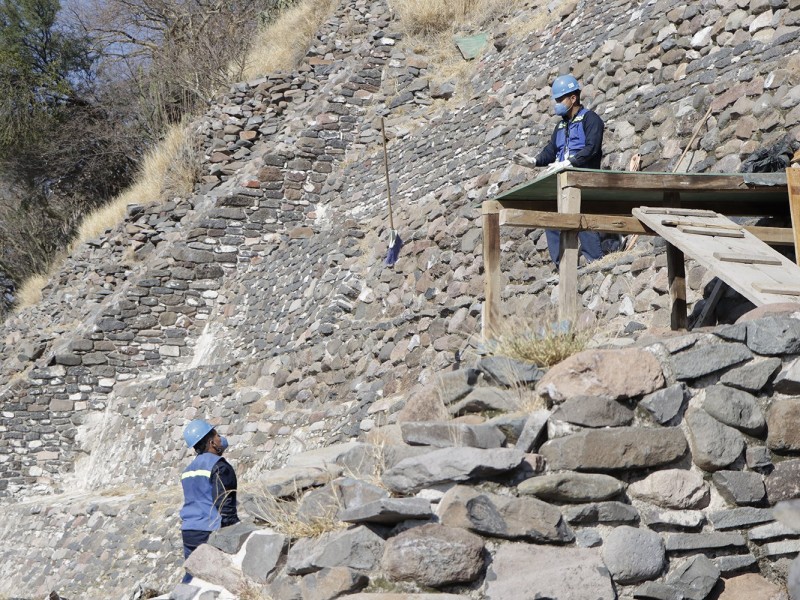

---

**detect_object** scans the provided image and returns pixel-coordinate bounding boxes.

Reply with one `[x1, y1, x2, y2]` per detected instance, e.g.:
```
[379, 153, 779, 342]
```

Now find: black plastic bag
[740, 136, 800, 173]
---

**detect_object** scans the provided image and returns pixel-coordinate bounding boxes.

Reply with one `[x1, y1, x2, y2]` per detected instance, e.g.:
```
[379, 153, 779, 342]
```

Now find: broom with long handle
[382, 117, 403, 266]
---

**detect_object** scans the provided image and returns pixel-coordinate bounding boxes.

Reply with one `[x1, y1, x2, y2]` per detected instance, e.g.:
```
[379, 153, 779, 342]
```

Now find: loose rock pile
[150, 315, 800, 599]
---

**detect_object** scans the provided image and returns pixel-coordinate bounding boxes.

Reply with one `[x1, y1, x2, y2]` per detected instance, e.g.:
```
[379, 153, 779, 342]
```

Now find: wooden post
[667, 243, 688, 330]
[664, 191, 688, 329]
[787, 168, 800, 266]
[482, 201, 502, 340]
[558, 175, 581, 324]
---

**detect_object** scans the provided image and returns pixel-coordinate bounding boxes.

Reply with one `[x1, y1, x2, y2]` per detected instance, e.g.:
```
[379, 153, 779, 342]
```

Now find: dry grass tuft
[14, 273, 48, 310]
[390, 0, 524, 36]
[487, 314, 594, 368]
[247, 484, 345, 538]
[243, 0, 337, 79]
[70, 124, 198, 253]
[506, 2, 562, 40]
[237, 582, 274, 600]
[507, 380, 549, 412]
[587, 247, 632, 270]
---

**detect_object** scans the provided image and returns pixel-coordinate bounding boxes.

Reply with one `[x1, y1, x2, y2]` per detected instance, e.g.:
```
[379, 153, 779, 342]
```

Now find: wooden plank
[562, 170, 785, 192]
[558, 183, 581, 324]
[662, 219, 743, 231]
[752, 283, 800, 296]
[634, 207, 800, 307]
[501, 210, 581, 229]
[482, 210, 501, 340]
[787, 168, 800, 266]
[662, 191, 688, 330]
[677, 225, 745, 238]
[640, 207, 719, 217]
[713, 252, 782, 265]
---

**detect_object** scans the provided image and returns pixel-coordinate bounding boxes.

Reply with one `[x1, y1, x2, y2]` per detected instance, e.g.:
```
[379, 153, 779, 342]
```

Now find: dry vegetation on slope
[15, 0, 567, 309]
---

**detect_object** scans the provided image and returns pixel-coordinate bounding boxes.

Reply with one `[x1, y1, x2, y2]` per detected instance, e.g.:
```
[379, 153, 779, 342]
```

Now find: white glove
[542, 159, 572, 177]
[512, 151, 537, 169]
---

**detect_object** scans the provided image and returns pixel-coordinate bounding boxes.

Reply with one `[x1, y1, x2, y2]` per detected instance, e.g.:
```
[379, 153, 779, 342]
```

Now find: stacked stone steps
[151, 315, 800, 599]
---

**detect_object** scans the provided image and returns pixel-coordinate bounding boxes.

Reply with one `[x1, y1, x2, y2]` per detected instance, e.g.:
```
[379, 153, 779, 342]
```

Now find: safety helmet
[551, 75, 581, 99]
[183, 419, 213, 448]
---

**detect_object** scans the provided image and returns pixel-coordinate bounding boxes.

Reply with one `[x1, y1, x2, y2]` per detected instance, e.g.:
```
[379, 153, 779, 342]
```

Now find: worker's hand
[542, 159, 572, 177]
[512, 151, 537, 169]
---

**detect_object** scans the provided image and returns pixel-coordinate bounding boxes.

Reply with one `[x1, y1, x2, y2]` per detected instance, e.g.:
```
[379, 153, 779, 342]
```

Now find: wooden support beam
[788, 168, 800, 266]
[663, 190, 688, 330]
[558, 181, 580, 324]
[499, 209, 793, 245]
[500, 210, 653, 234]
[745, 226, 795, 246]
[482, 205, 501, 340]
[668, 243, 688, 330]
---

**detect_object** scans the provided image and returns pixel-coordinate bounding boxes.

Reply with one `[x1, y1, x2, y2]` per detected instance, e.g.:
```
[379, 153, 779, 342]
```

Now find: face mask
[554, 99, 571, 117]
[219, 436, 229, 453]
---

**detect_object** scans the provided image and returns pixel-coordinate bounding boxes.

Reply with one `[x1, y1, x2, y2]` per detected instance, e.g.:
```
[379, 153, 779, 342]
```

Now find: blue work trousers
[546, 229, 603, 265]
[181, 529, 211, 583]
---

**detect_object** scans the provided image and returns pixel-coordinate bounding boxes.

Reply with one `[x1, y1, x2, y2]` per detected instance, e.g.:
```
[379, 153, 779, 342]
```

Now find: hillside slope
[0, 0, 800, 596]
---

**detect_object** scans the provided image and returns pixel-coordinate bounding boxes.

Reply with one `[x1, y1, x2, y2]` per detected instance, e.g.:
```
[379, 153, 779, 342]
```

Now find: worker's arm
[568, 111, 604, 168]
[211, 459, 240, 527]
[534, 127, 559, 167]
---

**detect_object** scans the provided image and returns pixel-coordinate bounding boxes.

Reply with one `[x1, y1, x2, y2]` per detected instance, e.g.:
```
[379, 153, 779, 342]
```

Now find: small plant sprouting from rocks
[507, 377, 549, 413]
[237, 581, 274, 600]
[487, 314, 593, 368]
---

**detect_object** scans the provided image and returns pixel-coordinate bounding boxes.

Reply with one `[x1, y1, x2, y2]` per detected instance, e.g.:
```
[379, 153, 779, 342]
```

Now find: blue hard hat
[184, 419, 213, 448]
[551, 75, 581, 99]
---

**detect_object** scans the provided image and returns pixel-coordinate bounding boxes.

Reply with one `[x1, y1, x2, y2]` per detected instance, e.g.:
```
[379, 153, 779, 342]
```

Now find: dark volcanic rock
[685, 408, 745, 472]
[381, 524, 484, 587]
[670, 343, 752, 381]
[539, 427, 687, 472]
[745, 317, 800, 355]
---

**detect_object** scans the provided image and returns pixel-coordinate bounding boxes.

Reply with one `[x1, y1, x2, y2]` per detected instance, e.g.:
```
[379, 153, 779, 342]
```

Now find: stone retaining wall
[0, 0, 799, 596]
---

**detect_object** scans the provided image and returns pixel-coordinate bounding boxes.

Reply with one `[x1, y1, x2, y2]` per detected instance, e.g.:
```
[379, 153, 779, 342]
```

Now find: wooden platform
[482, 168, 796, 337]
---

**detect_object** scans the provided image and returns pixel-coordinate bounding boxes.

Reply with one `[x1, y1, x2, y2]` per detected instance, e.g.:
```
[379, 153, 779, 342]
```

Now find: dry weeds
[486, 313, 594, 368]
[388, 0, 555, 100]
[14, 273, 48, 310]
[243, 0, 338, 79]
[247, 483, 345, 538]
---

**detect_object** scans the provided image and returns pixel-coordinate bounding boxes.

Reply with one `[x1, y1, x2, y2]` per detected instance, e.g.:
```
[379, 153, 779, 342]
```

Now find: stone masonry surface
[0, 0, 800, 597]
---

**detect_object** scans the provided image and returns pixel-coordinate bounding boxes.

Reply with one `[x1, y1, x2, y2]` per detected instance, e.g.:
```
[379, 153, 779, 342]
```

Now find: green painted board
[489, 168, 789, 216]
[454, 33, 488, 60]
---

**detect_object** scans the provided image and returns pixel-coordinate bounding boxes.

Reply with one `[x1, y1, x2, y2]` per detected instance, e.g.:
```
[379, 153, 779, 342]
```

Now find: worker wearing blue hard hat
[179, 418, 239, 583]
[514, 74, 607, 265]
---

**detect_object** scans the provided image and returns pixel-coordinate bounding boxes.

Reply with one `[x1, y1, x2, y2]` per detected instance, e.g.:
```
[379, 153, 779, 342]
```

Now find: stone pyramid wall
[0, 0, 799, 596]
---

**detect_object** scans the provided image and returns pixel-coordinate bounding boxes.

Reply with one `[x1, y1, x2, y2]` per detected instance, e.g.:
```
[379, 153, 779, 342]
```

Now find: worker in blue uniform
[179, 419, 239, 583]
[514, 74, 606, 265]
